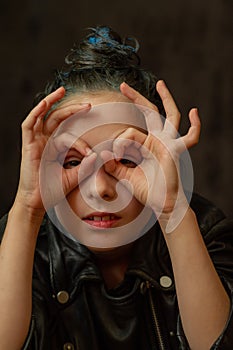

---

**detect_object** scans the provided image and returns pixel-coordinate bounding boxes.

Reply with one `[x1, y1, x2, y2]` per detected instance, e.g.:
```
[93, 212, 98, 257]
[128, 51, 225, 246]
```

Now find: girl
[0, 26, 233, 350]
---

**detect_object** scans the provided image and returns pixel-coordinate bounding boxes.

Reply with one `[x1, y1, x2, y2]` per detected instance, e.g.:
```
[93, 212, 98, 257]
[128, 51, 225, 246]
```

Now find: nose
[88, 166, 117, 201]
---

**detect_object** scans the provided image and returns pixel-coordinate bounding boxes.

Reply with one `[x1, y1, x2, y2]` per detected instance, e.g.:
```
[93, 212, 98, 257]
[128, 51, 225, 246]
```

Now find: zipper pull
[140, 280, 151, 295]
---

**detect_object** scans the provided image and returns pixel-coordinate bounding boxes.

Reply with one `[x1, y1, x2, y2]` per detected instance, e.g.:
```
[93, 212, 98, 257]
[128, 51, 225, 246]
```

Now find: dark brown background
[0, 0, 232, 218]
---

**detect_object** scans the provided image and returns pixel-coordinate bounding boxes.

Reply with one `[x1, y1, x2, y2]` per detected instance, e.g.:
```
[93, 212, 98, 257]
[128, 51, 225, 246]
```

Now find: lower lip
[83, 219, 120, 229]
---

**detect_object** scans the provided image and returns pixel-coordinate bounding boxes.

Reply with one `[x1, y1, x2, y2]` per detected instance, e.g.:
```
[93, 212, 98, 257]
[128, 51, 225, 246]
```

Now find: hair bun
[87, 26, 139, 53]
[34, 25, 163, 115]
[65, 25, 140, 69]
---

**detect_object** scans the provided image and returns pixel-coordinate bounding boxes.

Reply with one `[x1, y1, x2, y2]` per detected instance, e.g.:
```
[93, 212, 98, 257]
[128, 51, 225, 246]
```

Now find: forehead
[62, 90, 131, 105]
[81, 123, 130, 147]
[56, 91, 147, 146]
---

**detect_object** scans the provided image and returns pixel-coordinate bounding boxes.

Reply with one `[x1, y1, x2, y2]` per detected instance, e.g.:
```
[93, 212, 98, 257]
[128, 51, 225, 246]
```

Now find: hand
[15, 87, 94, 213]
[102, 80, 201, 218]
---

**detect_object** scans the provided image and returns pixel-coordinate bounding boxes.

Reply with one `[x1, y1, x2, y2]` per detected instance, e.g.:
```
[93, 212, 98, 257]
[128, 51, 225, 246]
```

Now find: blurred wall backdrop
[0, 0, 232, 218]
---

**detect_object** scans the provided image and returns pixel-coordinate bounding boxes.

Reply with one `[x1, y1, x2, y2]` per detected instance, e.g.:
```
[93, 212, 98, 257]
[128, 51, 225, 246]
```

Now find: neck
[92, 243, 134, 289]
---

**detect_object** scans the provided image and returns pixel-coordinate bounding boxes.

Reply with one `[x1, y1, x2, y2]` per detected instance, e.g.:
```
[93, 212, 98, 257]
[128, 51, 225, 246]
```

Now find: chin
[86, 246, 117, 253]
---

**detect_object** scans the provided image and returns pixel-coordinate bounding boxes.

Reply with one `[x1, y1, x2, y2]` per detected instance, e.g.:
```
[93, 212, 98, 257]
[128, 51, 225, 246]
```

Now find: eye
[119, 158, 138, 168]
[61, 148, 84, 169]
[63, 159, 81, 169]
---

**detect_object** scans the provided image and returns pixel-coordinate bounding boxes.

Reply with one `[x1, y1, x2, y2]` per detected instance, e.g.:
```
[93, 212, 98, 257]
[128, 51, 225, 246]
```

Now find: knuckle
[21, 120, 27, 129]
[190, 133, 199, 145]
[126, 127, 136, 136]
[193, 135, 200, 145]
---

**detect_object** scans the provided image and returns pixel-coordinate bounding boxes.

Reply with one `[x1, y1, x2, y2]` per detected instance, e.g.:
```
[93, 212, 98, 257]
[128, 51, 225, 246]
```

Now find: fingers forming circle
[39, 102, 194, 247]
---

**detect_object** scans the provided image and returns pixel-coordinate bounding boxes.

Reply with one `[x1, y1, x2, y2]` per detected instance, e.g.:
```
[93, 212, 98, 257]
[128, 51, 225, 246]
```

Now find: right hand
[15, 87, 94, 214]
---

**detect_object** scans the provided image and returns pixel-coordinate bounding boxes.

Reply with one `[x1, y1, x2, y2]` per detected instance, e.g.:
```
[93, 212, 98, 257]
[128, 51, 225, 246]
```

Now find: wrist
[2, 201, 44, 247]
[156, 195, 191, 234]
[10, 199, 45, 225]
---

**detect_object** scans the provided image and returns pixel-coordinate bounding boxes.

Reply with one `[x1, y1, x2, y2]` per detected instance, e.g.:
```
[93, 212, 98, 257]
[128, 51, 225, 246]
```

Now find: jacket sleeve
[191, 194, 233, 349]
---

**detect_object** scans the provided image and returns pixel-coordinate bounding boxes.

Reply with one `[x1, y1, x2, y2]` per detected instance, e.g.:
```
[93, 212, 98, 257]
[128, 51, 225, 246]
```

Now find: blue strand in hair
[88, 26, 137, 52]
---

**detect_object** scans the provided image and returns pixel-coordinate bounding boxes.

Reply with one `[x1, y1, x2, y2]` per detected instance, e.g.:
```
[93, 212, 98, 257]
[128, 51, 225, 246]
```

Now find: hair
[35, 25, 164, 114]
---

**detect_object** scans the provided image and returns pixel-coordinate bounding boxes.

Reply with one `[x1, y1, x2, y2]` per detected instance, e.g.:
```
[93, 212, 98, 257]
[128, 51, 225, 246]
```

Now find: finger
[77, 152, 97, 184]
[112, 127, 147, 159]
[22, 87, 65, 131]
[72, 137, 92, 156]
[143, 109, 163, 135]
[120, 82, 157, 111]
[62, 152, 97, 195]
[177, 108, 201, 152]
[156, 80, 181, 134]
[22, 101, 48, 145]
[52, 134, 92, 160]
[22, 100, 47, 131]
[42, 86, 66, 112]
[33, 111, 45, 134]
[101, 150, 132, 183]
[44, 103, 91, 135]
[120, 82, 163, 132]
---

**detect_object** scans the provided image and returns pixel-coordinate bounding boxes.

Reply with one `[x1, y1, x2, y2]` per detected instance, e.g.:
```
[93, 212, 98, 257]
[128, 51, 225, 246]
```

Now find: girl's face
[55, 91, 149, 250]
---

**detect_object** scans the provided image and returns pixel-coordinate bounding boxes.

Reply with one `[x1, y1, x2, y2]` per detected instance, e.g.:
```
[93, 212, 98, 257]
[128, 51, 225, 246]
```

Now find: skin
[62, 123, 145, 233]
[0, 81, 230, 350]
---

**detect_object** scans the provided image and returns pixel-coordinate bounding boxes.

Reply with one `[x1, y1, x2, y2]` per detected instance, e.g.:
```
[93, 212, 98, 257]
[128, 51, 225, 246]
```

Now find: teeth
[87, 215, 116, 221]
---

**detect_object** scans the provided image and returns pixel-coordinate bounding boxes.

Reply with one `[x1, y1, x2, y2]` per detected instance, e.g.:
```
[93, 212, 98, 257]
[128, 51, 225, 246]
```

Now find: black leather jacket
[0, 194, 233, 350]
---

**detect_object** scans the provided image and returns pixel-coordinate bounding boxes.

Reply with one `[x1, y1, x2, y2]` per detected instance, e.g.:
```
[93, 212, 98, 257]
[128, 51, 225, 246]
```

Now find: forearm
[0, 202, 44, 349]
[159, 207, 230, 350]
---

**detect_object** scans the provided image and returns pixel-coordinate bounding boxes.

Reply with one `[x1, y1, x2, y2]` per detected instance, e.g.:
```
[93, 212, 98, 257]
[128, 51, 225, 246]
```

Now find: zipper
[141, 281, 167, 350]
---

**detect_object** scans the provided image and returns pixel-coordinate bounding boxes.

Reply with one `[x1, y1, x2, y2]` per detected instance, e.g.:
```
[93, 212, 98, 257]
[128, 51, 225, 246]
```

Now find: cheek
[66, 188, 83, 215]
[126, 198, 144, 218]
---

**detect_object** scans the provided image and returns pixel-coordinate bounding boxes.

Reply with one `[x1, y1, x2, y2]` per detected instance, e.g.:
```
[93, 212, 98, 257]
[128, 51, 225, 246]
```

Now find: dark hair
[35, 25, 164, 113]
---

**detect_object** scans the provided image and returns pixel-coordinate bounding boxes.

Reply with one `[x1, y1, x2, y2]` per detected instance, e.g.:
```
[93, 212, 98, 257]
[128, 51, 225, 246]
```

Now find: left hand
[102, 80, 201, 217]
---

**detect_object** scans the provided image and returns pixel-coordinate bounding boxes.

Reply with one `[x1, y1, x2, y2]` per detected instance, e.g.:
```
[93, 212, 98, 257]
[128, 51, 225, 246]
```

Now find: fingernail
[158, 79, 165, 85]
[122, 83, 136, 98]
[57, 86, 65, 94]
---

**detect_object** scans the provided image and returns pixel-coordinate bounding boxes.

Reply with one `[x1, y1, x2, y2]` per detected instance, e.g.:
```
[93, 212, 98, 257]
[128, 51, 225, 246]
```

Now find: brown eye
[120, 158, 137, 168]
[63, 159, 81, 169]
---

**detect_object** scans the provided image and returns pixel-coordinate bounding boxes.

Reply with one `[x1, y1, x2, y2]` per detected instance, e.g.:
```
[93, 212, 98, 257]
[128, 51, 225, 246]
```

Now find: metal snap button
[63, 343, 74, 350]
[57, 290, 69, 304]
[159, 275, 172, 288]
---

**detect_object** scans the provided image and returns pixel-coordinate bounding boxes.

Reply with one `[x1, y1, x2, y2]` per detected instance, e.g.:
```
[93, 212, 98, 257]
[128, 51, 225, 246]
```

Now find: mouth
[82, 213, 121, 229]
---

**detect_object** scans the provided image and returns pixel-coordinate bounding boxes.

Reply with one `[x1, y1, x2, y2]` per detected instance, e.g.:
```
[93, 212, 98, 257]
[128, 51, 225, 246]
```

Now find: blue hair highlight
[88, 26, 137, 52]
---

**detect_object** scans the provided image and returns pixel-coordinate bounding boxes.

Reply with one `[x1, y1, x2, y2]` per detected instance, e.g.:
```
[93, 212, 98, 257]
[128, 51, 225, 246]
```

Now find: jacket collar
[44, 216, 173, 297]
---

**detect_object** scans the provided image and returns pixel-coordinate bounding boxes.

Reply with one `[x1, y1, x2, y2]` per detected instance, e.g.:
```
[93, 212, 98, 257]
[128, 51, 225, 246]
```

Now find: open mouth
[83, 213, 121, 228]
